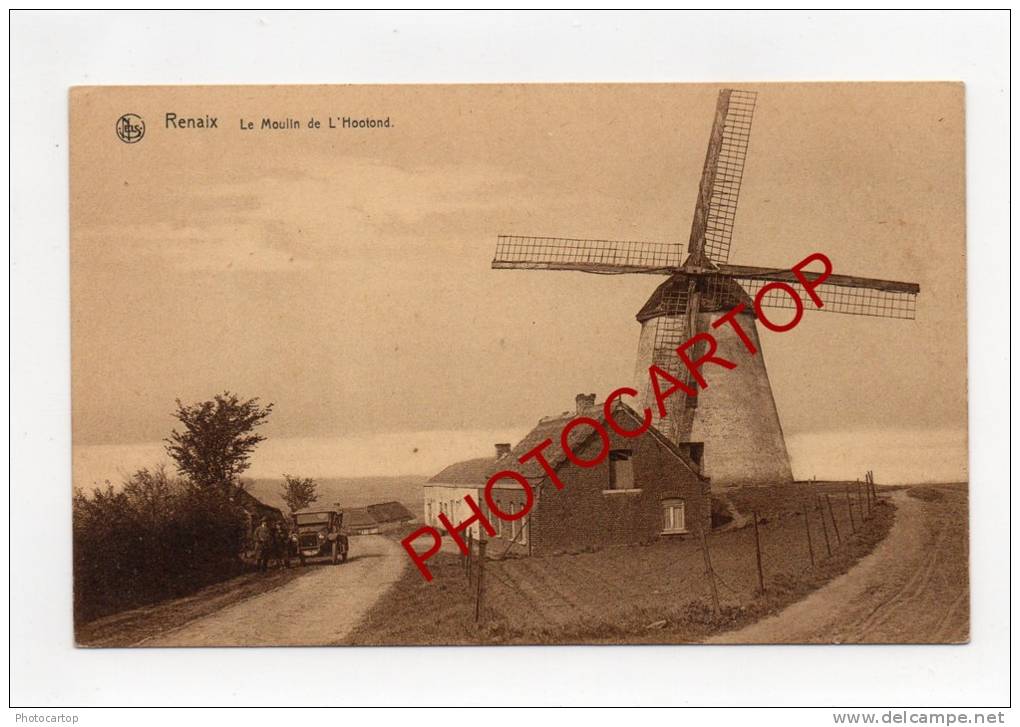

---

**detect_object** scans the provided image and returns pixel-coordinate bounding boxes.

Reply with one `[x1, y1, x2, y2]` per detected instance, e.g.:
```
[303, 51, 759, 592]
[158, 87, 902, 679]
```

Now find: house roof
[368, 501, 415, 523]
[343, 508, 378, 529]
[294, 502, 415, 529]
[231, 486, 283, 518]
[292, 506, 338, 515]
[429, 457, 495, 485]
[429, 401, 706, 489]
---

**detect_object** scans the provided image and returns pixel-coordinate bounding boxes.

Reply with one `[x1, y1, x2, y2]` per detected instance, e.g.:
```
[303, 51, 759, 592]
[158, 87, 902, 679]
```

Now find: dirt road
[708, 486, 969, 644]
[141, 534, 406, 647]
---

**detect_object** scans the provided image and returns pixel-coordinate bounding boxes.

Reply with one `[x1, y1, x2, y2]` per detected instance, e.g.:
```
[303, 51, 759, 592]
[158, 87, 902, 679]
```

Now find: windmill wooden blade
[492, 235, 682, 274]
[649, 279, 702, 442]
[650, 283, 696, 371]
[713, 264, 920, 320]
[688, 89, 757, 266]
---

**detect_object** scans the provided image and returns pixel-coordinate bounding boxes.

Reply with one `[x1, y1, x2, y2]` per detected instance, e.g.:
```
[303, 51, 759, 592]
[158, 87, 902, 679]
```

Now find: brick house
[425, 394, 711, 556]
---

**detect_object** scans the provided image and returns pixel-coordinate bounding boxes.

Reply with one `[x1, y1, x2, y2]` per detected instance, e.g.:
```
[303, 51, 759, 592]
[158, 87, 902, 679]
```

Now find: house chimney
[575, 392, 597, 414]
[495, 443, 512, 460]
[687, 442, 705, 469]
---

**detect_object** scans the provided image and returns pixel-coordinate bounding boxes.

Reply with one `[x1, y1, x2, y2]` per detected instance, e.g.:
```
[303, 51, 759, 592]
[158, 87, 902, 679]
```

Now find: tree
[72, 462, 251, 623]
[165, 392, 273, 494]
[122, 464, 181, 526]
[281, 474, 318, 512]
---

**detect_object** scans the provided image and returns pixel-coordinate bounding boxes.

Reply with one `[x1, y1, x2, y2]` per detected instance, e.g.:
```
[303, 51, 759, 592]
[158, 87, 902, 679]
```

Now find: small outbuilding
[367, 501, 416, 528]
[342, 501, 418, 535]
[343, 508, 381, 535]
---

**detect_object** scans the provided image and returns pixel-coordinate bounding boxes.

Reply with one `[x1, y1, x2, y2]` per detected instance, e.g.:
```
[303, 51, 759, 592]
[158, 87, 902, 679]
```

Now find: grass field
[347, 482, 896, 645]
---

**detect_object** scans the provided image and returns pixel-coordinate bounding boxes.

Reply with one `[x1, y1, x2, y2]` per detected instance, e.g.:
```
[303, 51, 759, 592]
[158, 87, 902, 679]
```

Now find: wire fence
[455, 473, 885, 630]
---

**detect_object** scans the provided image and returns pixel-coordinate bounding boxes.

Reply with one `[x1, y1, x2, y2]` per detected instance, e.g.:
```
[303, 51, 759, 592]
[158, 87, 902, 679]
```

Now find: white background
[7, 9, 1013, 712]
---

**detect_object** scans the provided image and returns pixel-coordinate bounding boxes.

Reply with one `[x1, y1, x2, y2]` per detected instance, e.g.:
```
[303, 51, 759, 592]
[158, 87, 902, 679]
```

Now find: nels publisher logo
[115, 113, 145, 144]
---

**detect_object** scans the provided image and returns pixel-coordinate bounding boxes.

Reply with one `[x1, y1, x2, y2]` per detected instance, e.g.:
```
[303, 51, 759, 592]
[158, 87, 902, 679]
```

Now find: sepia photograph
[70, 82, 968, 648]
[10, 7, 1011, 715]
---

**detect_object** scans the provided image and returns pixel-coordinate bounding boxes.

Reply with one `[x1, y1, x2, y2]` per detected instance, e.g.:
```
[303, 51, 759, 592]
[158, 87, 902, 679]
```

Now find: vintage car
[290, 507, 349, 565]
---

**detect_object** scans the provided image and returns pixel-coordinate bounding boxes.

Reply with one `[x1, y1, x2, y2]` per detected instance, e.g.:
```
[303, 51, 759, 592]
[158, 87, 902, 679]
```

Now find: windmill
[491, 89, 920, 487]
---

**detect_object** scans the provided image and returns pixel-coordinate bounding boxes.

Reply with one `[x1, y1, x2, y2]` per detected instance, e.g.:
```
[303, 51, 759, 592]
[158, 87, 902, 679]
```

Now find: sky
[70, 83, 967, 485]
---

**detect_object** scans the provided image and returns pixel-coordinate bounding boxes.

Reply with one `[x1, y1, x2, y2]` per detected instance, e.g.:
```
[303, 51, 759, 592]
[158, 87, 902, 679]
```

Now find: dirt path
[141, 534, 406, 647]
[708, 487, 969, 644]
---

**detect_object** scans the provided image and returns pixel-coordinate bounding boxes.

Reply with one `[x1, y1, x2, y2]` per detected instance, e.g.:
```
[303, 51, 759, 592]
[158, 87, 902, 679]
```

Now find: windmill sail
[737, 279, 918, 320]
[648, 291, 698, 443]
[491, 87, 919, 488]
[649, 282, 697, 372]
[716, 264, 920, 320]
[492, 235, 682, 274]
[688, 89, 758, 266]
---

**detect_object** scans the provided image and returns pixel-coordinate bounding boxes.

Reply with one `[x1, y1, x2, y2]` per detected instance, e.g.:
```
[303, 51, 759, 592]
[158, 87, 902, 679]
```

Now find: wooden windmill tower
[491, 89, 920, 487]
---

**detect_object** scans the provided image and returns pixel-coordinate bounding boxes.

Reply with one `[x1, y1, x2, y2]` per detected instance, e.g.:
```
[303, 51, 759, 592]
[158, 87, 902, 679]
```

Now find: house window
[499, 502, 527, 546]
[608, 449, 635, 490]
[662, 499, 686, 534]
[426, 502, 432, 524]
[496, 501, 505, 538]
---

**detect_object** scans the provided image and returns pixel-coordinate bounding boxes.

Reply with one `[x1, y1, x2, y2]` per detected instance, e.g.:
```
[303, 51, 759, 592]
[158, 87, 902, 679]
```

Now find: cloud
[76, 158, 533, 274]
[74, 426, 967, 491]
[73, 428, 530, 489]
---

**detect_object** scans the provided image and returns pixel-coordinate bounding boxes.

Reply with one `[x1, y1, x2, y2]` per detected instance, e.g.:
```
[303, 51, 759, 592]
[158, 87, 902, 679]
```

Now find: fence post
[817, 496, 832, 556]
[858, 481, 868, 521]
[752, 510, 765, 595]
[802, 502, 815, 567]
[699, 527, 721, 619]
[845, 487, 857, 534]
[474, 537, 487, 624]
[825, 494, 841, 546]
[466, 531, 474, 586]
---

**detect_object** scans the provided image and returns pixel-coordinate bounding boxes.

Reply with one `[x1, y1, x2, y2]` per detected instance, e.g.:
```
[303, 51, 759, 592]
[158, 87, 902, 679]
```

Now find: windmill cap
[636, 273, 754, 322]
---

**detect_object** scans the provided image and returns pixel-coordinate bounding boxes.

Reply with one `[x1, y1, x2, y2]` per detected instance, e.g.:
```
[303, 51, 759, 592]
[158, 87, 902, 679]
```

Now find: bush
[73, 466, 251, 623]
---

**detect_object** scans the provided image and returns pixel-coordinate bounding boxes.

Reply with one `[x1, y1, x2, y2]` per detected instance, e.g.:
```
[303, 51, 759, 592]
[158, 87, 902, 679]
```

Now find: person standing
[253, 517, 272, 573]
[274, 520, 292, 568]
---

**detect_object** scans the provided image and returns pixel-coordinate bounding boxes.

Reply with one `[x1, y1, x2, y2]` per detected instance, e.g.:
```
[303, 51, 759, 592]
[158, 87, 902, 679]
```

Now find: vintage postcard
[70, 83, 967, 647]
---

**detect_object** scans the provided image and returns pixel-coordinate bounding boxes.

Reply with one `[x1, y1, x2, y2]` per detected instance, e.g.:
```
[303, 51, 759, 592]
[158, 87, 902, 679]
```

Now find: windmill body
[632, 274, 793, 486]
[492, 89, 919, 488]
